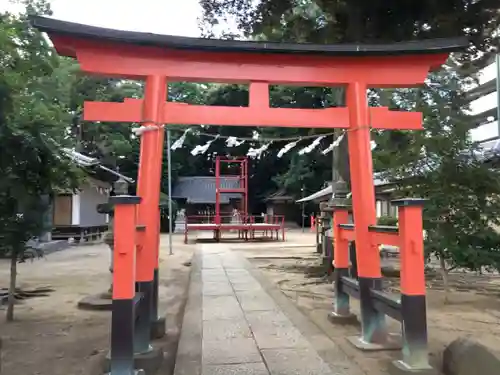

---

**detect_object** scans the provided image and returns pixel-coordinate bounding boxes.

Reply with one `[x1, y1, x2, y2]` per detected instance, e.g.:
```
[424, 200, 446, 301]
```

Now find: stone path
[174, 244, 364, 375]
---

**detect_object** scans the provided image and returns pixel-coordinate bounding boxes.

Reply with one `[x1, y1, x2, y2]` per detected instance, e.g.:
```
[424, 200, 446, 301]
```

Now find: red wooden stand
[183, 156, 285, 243]
[215, 156, 248, 226]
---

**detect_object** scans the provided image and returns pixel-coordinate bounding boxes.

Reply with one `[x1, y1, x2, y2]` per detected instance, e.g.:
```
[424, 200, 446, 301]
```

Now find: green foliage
[0, 0, 81, 320]
[377, 216, 398, 226]
[174, 83, 338, 202]
[0, 2, 80, 254]
[198, 0, 500, 271]
[2, 0, 497, 283]
[376, 70, 500, 272]
[198, 0, 498, 207]
[200, 0, 500, 62]
[69, 75, 141, 167]
[159, 195, 178, 233]
[96, 203, 114, 216]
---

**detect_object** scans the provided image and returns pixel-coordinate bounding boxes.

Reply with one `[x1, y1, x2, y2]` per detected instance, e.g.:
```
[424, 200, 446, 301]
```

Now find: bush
[377, 215, 398, 226]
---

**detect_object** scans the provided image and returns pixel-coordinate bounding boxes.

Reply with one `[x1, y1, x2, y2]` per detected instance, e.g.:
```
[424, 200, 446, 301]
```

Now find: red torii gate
[31, 16, 466, 375]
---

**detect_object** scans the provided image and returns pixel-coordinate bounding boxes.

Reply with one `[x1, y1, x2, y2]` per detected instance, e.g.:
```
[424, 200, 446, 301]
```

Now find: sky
[2, 0, 498, 142]
[2, 0, 204, 36]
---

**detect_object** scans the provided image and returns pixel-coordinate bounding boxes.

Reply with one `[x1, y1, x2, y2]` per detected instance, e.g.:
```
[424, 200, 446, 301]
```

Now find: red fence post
[282, 216, 286, 242]
[329, 205, 357, 324]
[390, 198, 432, 373]
[109, 195, 141, 374]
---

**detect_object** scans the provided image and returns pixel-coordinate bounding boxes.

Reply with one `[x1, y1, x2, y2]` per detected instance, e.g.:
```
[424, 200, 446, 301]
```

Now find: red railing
[185, 214, 285, 225]
[184, 214, 285, 243]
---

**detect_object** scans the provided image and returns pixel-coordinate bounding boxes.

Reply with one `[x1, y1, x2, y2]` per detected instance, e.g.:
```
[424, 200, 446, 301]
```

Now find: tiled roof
[296, 172, 390, 203]
[172, 176, 242, 204]
[478, 138, 500, 162]
[298, 140, 500, 203]
[61, 148, 134, 183]
[265, 189, 295, 202]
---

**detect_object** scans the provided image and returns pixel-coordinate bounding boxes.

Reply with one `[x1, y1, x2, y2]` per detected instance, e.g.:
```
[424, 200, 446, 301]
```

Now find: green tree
[375, 69, 500, 299]
[200, 0, 499, 63]
[173, 83, 338, 208]
[0, 1, 80, 321]
[198, 0, 500, 278]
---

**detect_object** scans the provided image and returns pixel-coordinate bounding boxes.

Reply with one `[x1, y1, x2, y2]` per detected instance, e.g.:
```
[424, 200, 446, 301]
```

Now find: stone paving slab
[203, 362, 269, 375]
[202, 282, 233, 296]
[245, 310, 295, 328]
[235, 291, 278, 311]
[261, 348, 335, 375]
[203, 319, 252, 340]
[174, 244, 364, 375]
[203, 296, 244, 321]
[226, 273, 254, 282]
[225, 268, 250, 275]
[201, 260, 223, 269]
[202, 337, 262, 365]
[231, 281, 265, 292]
[201, 272, 229, 283]
[252, 325, 311, 349]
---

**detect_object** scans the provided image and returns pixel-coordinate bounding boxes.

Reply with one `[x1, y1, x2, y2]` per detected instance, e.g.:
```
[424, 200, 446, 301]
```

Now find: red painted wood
[135, 75, 166, 282]
[113, 203, 137, 300]
[52, 36, 448, 86]
[334, 211, 352, 269]
[347, 82, 381, 278]
[44, 30, 452, 288]
[84, 99, 422, 129]
[398, 205, 426, 295]
[214, 157, 248, 227]
[338, 227, 356, 242]
[371, 231, 400, 247]
[186, 224, 282, 231]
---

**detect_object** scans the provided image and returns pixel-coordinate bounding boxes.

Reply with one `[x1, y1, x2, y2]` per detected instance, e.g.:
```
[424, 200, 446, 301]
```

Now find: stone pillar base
[101, 346, 164, 375]
[327, 311, 358, 325]
[77, 292, 112, 311]
[347, 333, 402, 351]
[388, 360, 437, 375]
[150, 316, 166, 340]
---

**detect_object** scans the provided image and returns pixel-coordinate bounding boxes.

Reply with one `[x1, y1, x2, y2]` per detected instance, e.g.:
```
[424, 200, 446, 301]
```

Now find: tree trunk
[439, 256, 450, 304]
[6, 249, 17, 322]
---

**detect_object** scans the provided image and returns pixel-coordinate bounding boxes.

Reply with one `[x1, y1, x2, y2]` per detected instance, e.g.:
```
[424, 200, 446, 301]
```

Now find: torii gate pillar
[135, 75, 167, 345]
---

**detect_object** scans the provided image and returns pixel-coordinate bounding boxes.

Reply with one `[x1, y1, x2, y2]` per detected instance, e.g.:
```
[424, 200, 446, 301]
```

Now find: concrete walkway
[174, 244, 363, 375]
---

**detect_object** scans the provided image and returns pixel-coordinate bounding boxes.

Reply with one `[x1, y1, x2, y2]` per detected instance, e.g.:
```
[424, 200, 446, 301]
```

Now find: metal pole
[332, 129, 340, 197]
[301, 185, 305, 232]
[167, 128, 173, 255]
[496, 54, 500, 138]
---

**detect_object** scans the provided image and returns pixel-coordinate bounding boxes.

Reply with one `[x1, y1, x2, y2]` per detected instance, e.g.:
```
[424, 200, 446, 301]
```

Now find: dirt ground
[3, 229, 499, 375]
[0, 234, 194, 375]
[233, 233, 500, 375]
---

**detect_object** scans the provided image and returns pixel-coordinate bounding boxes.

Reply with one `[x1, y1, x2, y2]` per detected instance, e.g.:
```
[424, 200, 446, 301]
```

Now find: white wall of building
[71, 193, 81, 225]
[467, 60, 498, 142]
[78, 182, 110, 226]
